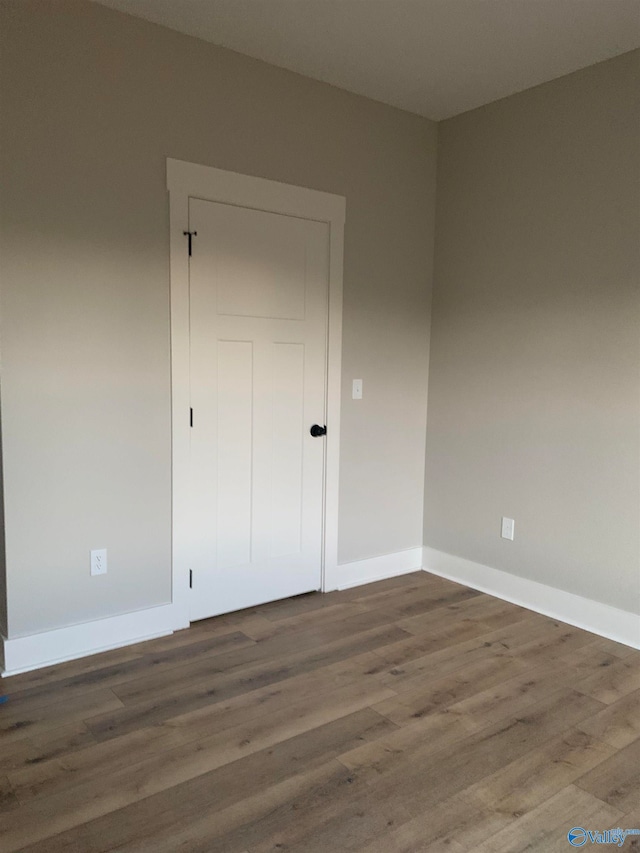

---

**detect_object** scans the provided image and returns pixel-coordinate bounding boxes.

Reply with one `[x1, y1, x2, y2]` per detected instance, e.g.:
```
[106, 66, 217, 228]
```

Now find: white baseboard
[1, 603, 177, 677]
[1, 547, 423, 676]
[326, 547, 423, 592]
[9, 544, 632, 676]
[422, 547, 640, 650]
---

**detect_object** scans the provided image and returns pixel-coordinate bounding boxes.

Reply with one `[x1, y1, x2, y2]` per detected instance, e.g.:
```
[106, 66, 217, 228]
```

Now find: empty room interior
[0, 0, 639, 850]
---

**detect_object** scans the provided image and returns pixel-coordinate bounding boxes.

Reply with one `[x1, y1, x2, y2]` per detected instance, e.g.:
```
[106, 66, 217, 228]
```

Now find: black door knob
[310, 424, 327, 437]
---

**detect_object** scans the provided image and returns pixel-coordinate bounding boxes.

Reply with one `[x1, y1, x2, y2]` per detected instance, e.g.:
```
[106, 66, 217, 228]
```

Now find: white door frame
[166, 158, 346, 629]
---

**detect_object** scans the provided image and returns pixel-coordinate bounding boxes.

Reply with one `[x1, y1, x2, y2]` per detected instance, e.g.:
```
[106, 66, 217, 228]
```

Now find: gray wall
[425, 51, 640, 614]
[0, 0, 437, 638]
[0, 402, 6, 638]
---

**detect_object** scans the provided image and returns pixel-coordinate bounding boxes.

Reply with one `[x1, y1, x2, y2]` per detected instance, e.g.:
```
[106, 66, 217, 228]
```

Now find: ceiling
[95, 0, 640, 120]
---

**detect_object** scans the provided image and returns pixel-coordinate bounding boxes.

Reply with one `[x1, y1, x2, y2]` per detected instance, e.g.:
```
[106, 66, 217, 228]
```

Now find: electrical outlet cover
[90, 548, 108, 576]
[501, 517, 515, 541]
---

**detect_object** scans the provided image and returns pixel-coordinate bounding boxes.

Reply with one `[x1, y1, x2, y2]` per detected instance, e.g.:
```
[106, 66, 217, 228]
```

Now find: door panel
[188, 198, 328, 621]
[270, 342, 304, 560]
[213, 204, 308, 320]
[216, 340, 253, 570]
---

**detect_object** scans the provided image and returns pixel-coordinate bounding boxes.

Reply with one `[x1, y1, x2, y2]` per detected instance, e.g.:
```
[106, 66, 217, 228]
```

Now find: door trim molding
[166, 159, 346, 626]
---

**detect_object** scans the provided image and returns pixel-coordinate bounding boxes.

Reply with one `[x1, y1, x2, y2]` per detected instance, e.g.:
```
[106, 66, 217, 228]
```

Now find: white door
[188, 198, 329, 621]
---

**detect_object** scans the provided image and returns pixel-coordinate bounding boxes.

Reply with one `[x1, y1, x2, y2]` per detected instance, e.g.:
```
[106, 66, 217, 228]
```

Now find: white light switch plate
[352, 379, 363, 400]
[501, 517, 515, 541]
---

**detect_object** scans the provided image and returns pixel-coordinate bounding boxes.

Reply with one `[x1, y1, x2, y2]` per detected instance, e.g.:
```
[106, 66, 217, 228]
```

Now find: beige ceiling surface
[95, 0, 640, 119]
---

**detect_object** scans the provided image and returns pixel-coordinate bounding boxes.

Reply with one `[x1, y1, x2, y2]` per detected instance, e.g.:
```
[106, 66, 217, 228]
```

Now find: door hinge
[190, 407, 193, 427]
[183, 230, 197, 256]
[189, 569, 193, 589]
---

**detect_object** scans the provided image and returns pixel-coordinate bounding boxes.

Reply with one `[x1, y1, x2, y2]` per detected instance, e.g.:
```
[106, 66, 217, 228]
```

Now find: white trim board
[4, 543, 635, 676]
[326, 547, 423, 591]
[0, 546, 420, 675]
[1, 604, 176, 677]
[422, 547, 640, 650]
[167, 159, 346, 621]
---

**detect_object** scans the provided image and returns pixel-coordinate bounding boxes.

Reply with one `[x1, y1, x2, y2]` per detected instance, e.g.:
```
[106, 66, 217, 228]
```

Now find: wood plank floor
[1, 571, 639, 852]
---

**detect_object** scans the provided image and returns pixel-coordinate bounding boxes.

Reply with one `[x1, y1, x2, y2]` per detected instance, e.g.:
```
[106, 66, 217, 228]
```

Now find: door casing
[167, 159, 346, 629]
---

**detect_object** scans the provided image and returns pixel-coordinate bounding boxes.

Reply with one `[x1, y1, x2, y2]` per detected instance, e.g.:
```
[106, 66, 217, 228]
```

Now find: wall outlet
[90, 548, 108, 576]
[352, 379, 363, 400]
[501, 517, 515, 541]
